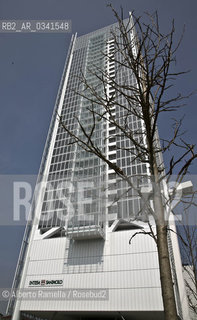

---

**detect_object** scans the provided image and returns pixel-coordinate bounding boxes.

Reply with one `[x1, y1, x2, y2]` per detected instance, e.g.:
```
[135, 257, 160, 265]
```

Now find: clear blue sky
[0, 0, 196, 314]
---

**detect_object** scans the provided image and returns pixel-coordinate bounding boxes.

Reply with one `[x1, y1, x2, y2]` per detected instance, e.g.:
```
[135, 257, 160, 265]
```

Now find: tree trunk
[152, 165, 178, 319]
[156, 223, 178, 319]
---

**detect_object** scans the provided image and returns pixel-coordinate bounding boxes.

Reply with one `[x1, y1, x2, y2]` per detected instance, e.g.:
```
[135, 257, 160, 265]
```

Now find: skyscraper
[8, 18, 190, 320]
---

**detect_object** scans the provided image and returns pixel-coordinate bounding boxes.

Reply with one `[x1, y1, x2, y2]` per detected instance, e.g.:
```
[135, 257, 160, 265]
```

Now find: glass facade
[38, 21, 149, 234]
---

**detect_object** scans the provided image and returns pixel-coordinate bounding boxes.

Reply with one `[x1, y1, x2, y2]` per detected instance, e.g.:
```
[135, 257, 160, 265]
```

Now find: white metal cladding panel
[27, 232, 158, 276]
[63, 230, 158, 274]
[64, 251, 158, 273]
[64, 268, 161, 288]
[26, 251, 158, 276]
[24, 268, 160, 289]
[20, 288, 163, 311]
[21, 230, 162, 311]
[27, 259, 64, 275]
[109, 229, 157, 255]
[29, 238, 66, 260]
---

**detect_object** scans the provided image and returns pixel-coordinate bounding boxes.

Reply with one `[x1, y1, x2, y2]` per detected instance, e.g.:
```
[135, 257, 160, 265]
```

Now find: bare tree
[58, 5, 197, 320]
